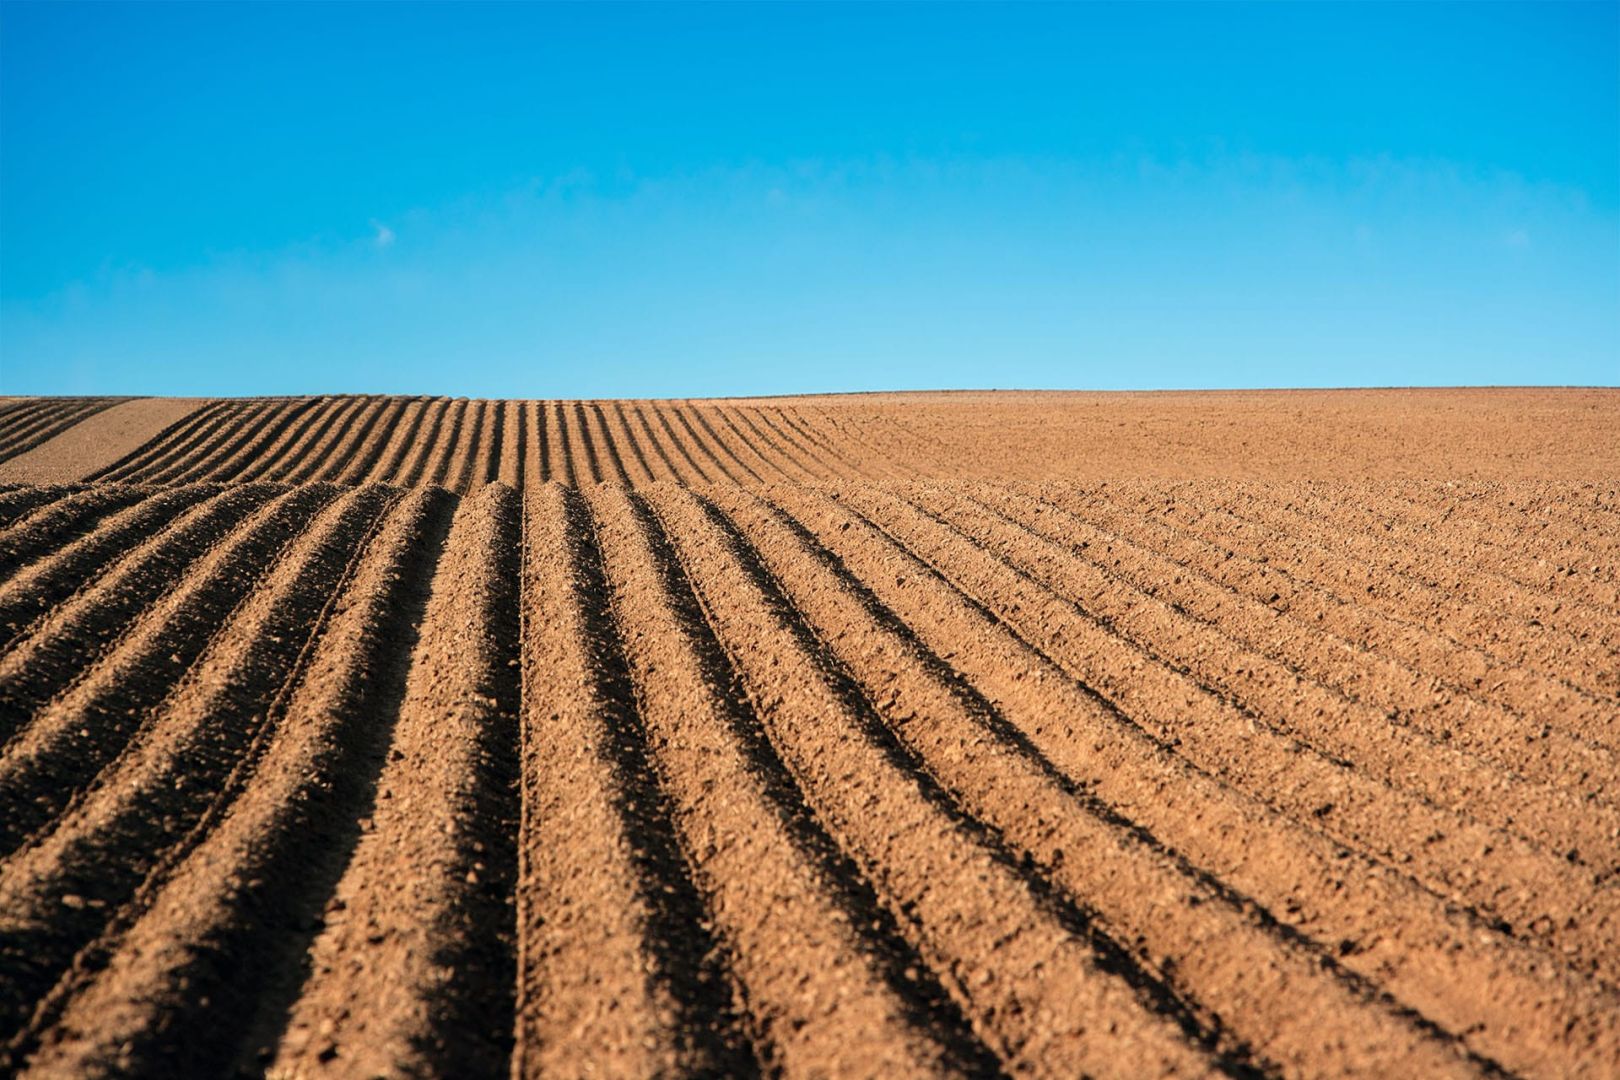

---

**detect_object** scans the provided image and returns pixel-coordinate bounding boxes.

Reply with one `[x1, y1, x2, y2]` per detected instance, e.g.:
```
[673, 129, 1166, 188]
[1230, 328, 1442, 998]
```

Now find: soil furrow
[174, 399, 318, 484]
[396, 398, 452, 487]
[551, 401, 579, 487]
[141, 401, 270, 485]
[590, 483, 1000, 1077]
[444, 398, 488, 493]
[497, 400, 524, 488]
[0, 390, 1614, 1077]
[568, 402, 605, 484]
[649, 403, 711, 483]
[269, 397, 368, 484]
[331, 397, 407, 485]
[81, 402, 225, 484]
[602, 400, 659, 484]
[0, 486, 79, 529]
[7, 488, 456, 1078]
[635, 483, 1232, 1078]
[0, 401, 94, 443]
[844, 484, 1617, 982]
[702, 483, 1490, 1078]
[1326, 481, 1620, 577]
[298, 397, 389, 484]
[630, 401, 690, 483]
[1172, 487, 1620, 701]
[1449, 483, 1620, 553]
[768, 406, 864, 476]
[480, 398, 507, 487]
[0, 486, 395, 1042]
[534, 399, 560, 482]
[0, 401, 108, 446]
[97, 402, 232, 483]
[1027, 484, 1620, 798]
[272, 484, 518, 1076]
[785, 405, 894, 479]
[920, 483, 1620, 870]
[762, 482, 1620, 1079]
[426, 399, 470, 488]
[725, 405, 826, 481]
[0, 402, 116, 464]
[0, 485, 342, 856]
[586, 402, 632, 485]
[360, 397, 432, 484]
[1110, 486, 1620, 727]
[0, 485, 280, 737]
[514, 484, 755, 1076]
[687, 405, 763, 484]
[710, 405, 793, 481]
[0, 400, 44, 422]
[1262, 483, 1620, 613]
[669, 404, 740, 483]
[0, 487, 150, 584]
[0, 403, 56, 441]
[0, 487, 222, 657]
[232, 398, 341, 484]
[1222, 484, 1620, 630]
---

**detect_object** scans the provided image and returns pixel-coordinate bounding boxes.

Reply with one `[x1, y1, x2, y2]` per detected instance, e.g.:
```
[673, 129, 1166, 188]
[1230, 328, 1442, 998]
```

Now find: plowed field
[0, 390, 1615, 1078]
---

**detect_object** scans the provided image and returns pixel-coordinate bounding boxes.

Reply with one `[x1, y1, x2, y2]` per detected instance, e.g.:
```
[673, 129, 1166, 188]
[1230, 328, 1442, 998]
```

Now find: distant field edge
[0, 388, 1612, 485]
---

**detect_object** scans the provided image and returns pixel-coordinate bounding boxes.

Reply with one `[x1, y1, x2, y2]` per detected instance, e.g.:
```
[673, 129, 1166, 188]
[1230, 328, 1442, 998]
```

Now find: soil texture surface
[0, 389, 1615, 1078]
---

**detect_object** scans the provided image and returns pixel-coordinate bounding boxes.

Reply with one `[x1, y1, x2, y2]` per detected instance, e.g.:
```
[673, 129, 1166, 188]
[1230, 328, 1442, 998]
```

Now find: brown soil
[0, 398, 202, 485]
[0, 389, 1615, 1078]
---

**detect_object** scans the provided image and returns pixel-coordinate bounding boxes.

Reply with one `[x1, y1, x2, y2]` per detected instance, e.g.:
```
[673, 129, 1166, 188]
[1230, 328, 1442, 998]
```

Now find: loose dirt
[0, 389, 1615, 1078]
[0, 398, 202, 485]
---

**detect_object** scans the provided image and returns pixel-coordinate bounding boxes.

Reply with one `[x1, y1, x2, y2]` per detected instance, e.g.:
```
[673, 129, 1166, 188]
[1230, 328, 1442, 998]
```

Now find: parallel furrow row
[1071, 485, 1620, 720]
[5, 488, 457, 1076]
[1015, 484, 1620, 801]
[0, 462, 1613, 1079]
[0, 400, 117, 464]
[755, 482, 1618, 1078]
[0, 486, 397, 1042]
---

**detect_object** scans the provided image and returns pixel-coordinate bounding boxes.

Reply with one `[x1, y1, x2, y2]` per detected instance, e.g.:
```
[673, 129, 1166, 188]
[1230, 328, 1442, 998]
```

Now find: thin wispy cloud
[371, 220, 396, 248]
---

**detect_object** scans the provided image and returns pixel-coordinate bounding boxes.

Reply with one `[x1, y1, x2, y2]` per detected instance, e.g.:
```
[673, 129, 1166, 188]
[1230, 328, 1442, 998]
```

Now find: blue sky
[1, 2, 1615, 396]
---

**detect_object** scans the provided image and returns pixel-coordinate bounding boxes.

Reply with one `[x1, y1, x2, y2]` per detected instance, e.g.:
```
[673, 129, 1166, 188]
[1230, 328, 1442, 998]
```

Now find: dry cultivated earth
[0, 388, 1615, 1079]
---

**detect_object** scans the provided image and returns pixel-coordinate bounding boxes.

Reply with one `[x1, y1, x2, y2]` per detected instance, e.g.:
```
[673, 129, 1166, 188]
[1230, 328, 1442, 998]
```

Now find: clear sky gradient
[2, 2, 1616, 396]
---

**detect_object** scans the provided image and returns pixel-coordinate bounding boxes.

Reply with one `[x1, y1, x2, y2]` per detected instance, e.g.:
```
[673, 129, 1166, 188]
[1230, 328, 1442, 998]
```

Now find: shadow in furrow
[76, 492, 453, 1077]
[449, 398, 488, 492]
[687, 490, 1277, 1079]
[146, 403, 266, 485]
[0, 487, 149, 583]
[604, 401, 655, 483]
[625, 491, 1006, 1079]
[202, 491, 462, 1075]
[551, 403, 577, 487]
[687, 407, 761, 484]
[0, 487, 338, 857]
[0, 489, 398, 1045]
[587, 403, 632, 485]
[82, 403, 224, 484]
[815, 492, 1514, 1078]
[570, 402, 604, 484]
[563, 488, 761, 1076]
[408, 487, 521, 1074]
[0, 488, 72, 529]
[208, 399, 324, 483]
[399, 399, 452, 487]
[650, 405, 710, 483]
[627, 403, 683, 482]
[368, 397, 434, 485]
[302, 398, 389, 484]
